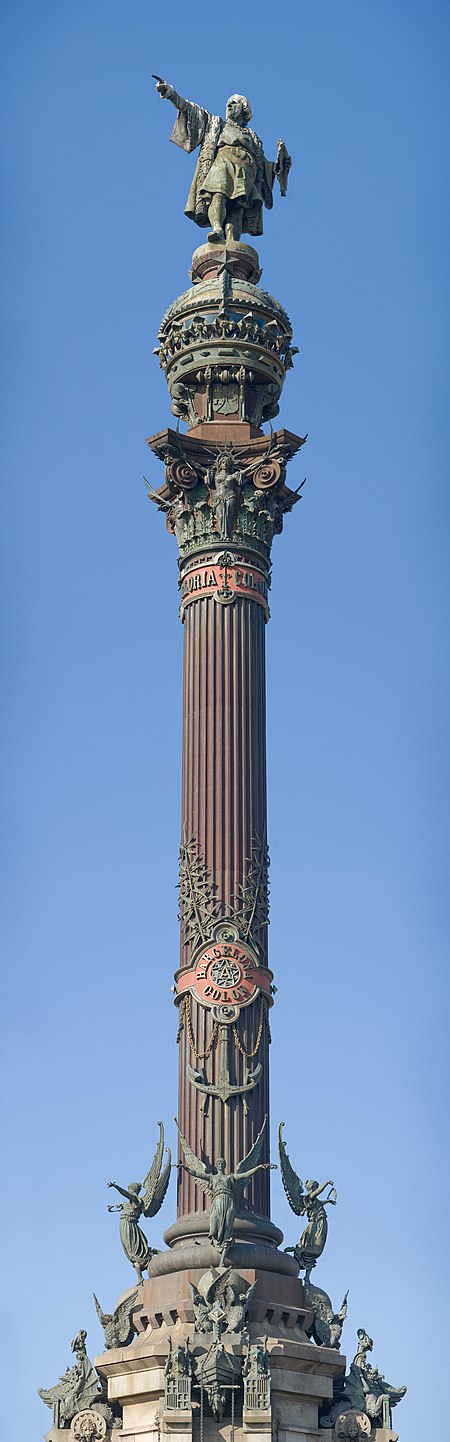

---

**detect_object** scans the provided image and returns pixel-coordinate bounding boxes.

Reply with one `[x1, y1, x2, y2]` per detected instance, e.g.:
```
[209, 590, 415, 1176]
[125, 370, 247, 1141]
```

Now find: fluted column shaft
[177, 577, 271, 1218]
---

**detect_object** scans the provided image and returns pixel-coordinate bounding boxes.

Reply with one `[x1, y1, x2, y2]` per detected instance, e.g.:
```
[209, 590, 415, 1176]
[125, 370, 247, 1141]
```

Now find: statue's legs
[207, 194, 227, 243]
[225, 205, 244, 242]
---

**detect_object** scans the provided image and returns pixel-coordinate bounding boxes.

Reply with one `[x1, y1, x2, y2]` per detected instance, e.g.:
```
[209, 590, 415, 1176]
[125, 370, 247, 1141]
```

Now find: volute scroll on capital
[145, 431, 306, 568]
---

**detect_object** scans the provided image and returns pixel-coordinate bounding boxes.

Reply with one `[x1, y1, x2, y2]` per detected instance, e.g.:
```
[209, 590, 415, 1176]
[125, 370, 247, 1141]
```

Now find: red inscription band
[180, 559, 269, 618]
[176, 940, 273, 1011]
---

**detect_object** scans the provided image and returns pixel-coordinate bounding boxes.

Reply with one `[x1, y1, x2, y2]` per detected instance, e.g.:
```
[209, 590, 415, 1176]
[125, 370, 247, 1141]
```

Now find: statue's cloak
[169, 101, 274, 237]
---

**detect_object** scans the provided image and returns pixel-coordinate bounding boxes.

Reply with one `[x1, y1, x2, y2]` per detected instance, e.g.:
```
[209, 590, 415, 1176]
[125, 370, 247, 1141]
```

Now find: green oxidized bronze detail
[175, 1114, 275, 1265]
[243, 1339, 271, 1412]
[188, 1267, 257, 1336]
[178, 826, 270, 954]
[320, 1328, 407, 1432]
[153, 78, 291, 245]
[38, 1331, 117, 1430]
[304, 1283, 348, 1350]
[232, 825, 269, 944]
[164, 1338, 192, 1412]
[186, 1013, 265, 1115]
[278, 1122, 337, 1284]
[158, 279, 292, 338]
[145, 435, 306, 565]
[107, 1122, 172, 1282]
[177, 826, 272, 1111]
[93, 1288, 141, 1350]
[155, 299, 298, 430]
[178, 827, 220, 949]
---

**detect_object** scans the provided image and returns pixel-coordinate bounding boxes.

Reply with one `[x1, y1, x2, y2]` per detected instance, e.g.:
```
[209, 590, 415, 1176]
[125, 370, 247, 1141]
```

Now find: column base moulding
[163, 1211, 285, 1254]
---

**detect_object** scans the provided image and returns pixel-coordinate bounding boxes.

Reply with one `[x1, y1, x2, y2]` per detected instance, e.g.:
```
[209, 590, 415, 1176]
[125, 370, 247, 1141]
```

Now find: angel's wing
[304, 1283, 332, 1325]
[39, 1380, 68, 1407]
[141, 1122, 165, 1208]
[235, 1115, 267, 1181]
[278, 1122, 305, 1215]
[201, 1267, 232, 1305]
[143, 1147, 172, 1219]
[144, 476, 170, 511]
[244, 1280, 258, 1308]
[335, 1291, 349, 1325]
[228, 1281, 257, 1332]
[175, 1118, 212, 1194]
[114, 1287, 140, 1341]
[93, 1293, 109, 1327]
[188, 1281, 202, 1308]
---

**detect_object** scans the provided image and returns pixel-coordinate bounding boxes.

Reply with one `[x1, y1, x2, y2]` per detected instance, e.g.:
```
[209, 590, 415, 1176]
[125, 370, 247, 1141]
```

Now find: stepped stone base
[96, 1308, 345, 1442]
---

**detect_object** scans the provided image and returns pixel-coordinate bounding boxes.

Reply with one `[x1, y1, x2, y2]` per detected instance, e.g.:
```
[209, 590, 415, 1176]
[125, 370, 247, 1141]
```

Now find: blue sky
[1, 2, 449, 1438]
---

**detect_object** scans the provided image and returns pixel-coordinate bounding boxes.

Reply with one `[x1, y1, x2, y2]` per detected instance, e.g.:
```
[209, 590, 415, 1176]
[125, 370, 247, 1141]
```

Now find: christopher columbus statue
[153, 77, 291, 243]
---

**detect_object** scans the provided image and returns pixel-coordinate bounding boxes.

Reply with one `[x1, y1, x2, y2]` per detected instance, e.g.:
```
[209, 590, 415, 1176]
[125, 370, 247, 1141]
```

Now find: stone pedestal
[97, 1320, 345, 1442]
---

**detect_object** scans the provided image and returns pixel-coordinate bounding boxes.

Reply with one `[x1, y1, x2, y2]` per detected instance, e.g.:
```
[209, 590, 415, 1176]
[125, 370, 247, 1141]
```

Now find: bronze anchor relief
[187, 1021, 262, 1115]
[178, 919, 271, 1114]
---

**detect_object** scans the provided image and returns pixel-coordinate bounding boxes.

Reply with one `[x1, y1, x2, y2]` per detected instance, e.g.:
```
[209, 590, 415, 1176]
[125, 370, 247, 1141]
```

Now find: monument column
[40, 77, 407, 1442]
[146, 240, 306, 1226]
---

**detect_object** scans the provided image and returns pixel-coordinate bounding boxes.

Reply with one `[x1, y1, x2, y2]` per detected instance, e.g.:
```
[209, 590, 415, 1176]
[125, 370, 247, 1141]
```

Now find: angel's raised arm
[107, 1181, 137, 1203]
[235, 1162, 276, 1188]
[312, 1180, 336, 1203]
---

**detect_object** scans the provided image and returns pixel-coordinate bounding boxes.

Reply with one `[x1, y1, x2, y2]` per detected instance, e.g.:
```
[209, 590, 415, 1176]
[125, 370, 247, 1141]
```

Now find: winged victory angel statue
[188, 1265, 257, 1335]
[107, 1121, 172, 1281]
[278, 1122, 337, 1283]
[176, 1115, 276, 1264]
[93, 1286, 140, 1349]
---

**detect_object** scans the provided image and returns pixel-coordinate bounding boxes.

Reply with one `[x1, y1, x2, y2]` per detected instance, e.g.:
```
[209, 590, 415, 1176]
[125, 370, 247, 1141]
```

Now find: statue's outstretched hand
[152, 75, 171, 99]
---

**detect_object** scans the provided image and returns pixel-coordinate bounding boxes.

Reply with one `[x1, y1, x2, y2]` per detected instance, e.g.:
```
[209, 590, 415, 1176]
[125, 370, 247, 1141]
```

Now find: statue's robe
[169, 100, 275, 237]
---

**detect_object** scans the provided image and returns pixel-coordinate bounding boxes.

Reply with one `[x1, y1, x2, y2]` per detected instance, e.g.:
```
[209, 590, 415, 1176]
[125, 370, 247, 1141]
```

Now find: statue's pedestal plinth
[96, 1319, 345, 1442]
[190, 241, 262, 285]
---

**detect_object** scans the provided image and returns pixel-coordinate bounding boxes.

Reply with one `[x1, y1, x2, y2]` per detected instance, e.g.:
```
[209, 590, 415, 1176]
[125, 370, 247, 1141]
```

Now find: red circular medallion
[176, 934, 272, 1014]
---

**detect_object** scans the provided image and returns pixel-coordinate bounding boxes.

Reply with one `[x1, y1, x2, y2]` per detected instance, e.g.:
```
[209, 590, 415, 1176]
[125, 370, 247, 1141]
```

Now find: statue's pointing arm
[153, 76, 209, 154]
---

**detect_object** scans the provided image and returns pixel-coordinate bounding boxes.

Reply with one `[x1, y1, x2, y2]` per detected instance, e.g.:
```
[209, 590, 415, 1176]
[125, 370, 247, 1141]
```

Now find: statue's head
[128, 1181, 141, 1194]
[216, 451, 233, 476]
[357, 1328, 373, 1351]
[71, 1330, 87, 1355]
[216, 1157, 226, 1173]
[226, 94, 252, 126]
[306, 1179, 319, 1193]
